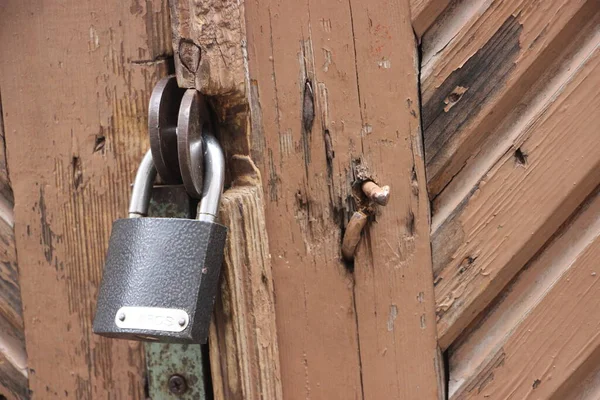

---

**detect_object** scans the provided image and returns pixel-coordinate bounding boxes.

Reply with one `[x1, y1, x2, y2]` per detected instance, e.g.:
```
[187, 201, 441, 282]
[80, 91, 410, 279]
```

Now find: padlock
[93, 133, 226, 344]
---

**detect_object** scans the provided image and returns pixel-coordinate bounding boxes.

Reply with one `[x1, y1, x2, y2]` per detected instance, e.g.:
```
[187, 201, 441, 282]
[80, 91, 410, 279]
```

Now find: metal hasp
[146, 342, 209, 400]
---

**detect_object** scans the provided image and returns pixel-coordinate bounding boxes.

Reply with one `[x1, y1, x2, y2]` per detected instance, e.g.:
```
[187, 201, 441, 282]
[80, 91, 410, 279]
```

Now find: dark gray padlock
[93, 134, 226, 344]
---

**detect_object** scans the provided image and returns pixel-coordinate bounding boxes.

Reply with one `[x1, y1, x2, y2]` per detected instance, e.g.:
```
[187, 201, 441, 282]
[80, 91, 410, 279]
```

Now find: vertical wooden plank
[244, 0, 442, 397]
[171, 0, 441, 396]
[347, 1, 441, 398]
[0, 1, 171, 397]
[168, 2, 283, 399]
[210, 156, 282, 400]
[243, 1, 364, 397]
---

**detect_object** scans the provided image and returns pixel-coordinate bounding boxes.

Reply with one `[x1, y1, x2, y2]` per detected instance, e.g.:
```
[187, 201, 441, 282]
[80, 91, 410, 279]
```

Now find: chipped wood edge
[168, 2, 281, 397]
[0, 89, 27, 400]
[410, 0, 452, 38]
[211, 155, 282, 400]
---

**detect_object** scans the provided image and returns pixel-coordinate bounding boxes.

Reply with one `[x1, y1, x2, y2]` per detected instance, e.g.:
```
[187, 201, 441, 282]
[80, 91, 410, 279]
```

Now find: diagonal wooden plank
[0, 92, 27, 400]
[410, 0, 452, 38]
[421, 0, 596, 199]
[432, 21, 600, 349]
[449, 186, 600, 399]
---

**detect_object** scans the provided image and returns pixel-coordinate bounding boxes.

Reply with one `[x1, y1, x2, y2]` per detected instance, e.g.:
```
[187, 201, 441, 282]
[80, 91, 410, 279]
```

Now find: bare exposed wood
[0, 212, 22, 342]
[169, 3, 283, 398]
[0, 96, 14, 205]
[421, 0, 597, 199]
[448, 187, 600, 399]
[210, 156, 282, 400]
[432, 16, 600, 349]
[410, 0, 452, 38]
[169, 0, 250, 159]
[0, 80, 27, 400]
[0, 350, 28, 400]
[0, 1, 172, 396]
[0, 212, 28, 400]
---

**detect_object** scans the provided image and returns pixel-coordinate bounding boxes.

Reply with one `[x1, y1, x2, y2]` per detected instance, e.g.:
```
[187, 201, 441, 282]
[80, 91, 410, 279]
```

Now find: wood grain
[421, 0, 596, 199]
[210, 156, 282, 400]
[0, 92, 27, 400]
[0, 1, 171, 397]
[448, 186, 600, 399]
[0, 213, 27, 400]
[410, 0, 451, 38]
[432, 12, 600, 349]
[169, 3, 283, 398]
[244, 0, 442, 397]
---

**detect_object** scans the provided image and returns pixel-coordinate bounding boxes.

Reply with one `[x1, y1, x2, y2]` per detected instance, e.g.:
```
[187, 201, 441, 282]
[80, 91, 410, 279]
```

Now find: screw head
[168, 374, 188, 395]
[178, 318, 186, 327]
[118, 312, 126, 321]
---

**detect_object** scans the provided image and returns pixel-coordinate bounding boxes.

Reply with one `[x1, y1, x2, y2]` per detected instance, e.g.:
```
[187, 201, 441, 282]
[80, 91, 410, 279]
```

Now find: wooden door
[0, 0, 599, 399]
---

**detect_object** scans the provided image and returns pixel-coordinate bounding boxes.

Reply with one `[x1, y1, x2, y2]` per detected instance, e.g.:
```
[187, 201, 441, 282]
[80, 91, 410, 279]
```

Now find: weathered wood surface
[422, 0, 595, 199]
[169, 3, 283, 399]
[410, 0, 451, 38]
[210, 156, 282, 400]
[423, 0, 600, 349]
[244, 0, 442, 398]
[0, 95, 28, 400]
[0, 1, 172, 397]
[422, 0, 600, 398]
[0, 213, 28, 400]
[173, 0, 443, 398]
[448, 184, 600, 399]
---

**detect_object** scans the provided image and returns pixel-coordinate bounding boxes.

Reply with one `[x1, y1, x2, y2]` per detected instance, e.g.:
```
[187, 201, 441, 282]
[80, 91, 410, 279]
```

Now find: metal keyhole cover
[178, 90, 213, 199]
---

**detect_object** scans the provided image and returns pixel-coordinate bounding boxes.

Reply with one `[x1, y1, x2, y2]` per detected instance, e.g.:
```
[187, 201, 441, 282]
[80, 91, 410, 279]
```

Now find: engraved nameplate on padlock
[114, 307, 189, 332]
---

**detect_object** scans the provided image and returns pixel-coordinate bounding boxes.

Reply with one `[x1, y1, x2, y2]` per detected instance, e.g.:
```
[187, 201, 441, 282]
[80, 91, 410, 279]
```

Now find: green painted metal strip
[145, 186, 209, 399]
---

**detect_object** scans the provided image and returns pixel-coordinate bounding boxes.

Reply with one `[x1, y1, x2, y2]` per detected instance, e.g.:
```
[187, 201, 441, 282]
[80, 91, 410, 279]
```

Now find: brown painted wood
[449, 186, 600, 399]
[210, 156, 282, 400]
[417, 0, 600, 397]
[430, 8, 600, 350]
[421, 0, 596, 200]
[171, 0, 442, 398]
[244, 0, 442, 398]
[0, 1, 172, 397]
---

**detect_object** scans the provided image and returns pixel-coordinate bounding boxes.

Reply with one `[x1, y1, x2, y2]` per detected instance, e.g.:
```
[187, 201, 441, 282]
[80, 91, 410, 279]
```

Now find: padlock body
[93, 217, 226, 343]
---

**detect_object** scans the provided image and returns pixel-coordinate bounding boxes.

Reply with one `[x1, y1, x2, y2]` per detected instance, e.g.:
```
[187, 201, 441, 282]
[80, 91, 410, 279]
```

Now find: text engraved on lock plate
[114, 306, 189, 332]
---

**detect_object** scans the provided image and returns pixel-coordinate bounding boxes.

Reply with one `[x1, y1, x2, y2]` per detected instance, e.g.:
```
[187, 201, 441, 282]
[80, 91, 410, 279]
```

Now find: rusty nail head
[168, 374, 188, 395]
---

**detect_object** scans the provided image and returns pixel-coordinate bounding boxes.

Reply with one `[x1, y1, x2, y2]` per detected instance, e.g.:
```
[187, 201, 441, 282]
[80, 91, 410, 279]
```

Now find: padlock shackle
[197, 134, 225, 223]
[128, 135, 223, 221]
[128, 150, 157, 218]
